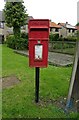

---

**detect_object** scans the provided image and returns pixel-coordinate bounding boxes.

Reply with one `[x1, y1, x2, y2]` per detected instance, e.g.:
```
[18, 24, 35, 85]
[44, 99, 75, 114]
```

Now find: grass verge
[2, 45, 78, 118]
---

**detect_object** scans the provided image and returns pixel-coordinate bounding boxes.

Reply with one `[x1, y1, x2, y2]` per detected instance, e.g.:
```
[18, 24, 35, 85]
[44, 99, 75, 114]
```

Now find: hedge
[6, 33, 28, 50]
[49, 33, 77, 42]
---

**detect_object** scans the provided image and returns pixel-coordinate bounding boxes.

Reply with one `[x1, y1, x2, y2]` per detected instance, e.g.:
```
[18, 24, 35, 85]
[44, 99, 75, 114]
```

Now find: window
[0, 22, 4, 29]
[72, 29, 75, 33]
[50, 28, 52, 32]
[69, 29, 71, 33]
[55, 28, 59, 32]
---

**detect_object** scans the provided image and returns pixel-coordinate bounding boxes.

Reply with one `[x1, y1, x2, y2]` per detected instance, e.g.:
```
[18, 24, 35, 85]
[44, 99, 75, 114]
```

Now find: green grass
[0, 44, 2, 120]
[0, 44, 2, 77]
[50, 41, 76, 55]
[2, 45, 78, 118]
[52, 47, 76, 55]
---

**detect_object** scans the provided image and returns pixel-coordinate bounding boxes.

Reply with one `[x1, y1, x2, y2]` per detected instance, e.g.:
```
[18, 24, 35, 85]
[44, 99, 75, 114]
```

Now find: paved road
[14, 50, 74, 66]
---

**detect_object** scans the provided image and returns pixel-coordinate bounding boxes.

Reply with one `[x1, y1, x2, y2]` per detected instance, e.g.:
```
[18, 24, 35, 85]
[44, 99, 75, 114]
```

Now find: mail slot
[28, 19, 50, 67]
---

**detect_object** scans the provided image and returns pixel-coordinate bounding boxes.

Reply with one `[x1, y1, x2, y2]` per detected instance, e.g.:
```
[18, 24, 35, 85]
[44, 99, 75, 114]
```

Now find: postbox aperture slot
[34, 44, 43, 61]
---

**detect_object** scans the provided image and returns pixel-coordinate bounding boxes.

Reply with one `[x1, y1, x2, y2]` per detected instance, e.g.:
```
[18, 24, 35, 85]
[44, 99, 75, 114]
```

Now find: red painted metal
[28, 19, 50, 67]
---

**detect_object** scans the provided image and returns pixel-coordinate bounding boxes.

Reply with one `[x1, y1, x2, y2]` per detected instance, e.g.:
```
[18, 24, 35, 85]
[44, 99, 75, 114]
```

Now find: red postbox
[28, 19, 50, 67]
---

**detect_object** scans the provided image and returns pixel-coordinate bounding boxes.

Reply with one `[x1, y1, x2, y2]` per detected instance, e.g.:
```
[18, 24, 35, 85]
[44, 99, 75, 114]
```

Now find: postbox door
[29, 40, 48, 67]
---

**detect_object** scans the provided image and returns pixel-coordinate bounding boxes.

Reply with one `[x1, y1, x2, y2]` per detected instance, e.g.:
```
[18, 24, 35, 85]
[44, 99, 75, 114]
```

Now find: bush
[6, 35, 16, 49]
[6, 33, 28, 50]
[64, 36, 77, 41]
[49, 33, 59, 41]
[49, 33, 77, 42]
[21, 32, 28, 39]
[15, 38, 28, 50]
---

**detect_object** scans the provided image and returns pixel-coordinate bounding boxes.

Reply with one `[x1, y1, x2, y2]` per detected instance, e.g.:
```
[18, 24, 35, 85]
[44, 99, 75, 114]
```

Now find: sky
[0, 0, 79, 25]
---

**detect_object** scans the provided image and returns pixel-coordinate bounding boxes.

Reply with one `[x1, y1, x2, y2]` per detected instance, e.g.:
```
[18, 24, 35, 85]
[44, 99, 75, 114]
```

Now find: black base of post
[35, 67, 40, 103]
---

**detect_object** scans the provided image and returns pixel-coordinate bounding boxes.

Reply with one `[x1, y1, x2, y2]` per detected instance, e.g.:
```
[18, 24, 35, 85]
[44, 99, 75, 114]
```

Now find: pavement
[48, 52, 74, 66]
[14, 50, 74, 66]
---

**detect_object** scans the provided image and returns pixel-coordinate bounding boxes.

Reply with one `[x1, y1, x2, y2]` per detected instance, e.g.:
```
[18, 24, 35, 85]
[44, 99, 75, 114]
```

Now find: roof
[58, 23, 65, 27]
[50, 22, 61, 28]
[0, 11, 5, 22]
[58, 22, 77, 30]
[66, 24, 77, 29]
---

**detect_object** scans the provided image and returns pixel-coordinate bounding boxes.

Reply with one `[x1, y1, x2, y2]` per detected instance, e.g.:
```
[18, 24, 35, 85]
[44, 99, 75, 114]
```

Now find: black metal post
[35, 67, 40, 103]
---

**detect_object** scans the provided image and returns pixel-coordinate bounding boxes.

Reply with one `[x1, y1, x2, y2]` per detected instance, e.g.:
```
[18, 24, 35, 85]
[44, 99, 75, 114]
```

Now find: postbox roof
[29, 19, 49, 29]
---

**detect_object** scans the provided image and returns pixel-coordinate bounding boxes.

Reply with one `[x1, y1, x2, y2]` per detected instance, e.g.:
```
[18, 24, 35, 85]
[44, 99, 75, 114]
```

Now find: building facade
[50, 22, 61, 36]
[58, 22, 77, 38]
[0, 11, 5, 43]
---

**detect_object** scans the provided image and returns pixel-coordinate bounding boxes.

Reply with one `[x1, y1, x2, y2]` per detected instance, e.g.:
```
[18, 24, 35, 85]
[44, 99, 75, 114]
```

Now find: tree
[76, 22, 79, 26]
[4, 1, 28, 40]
